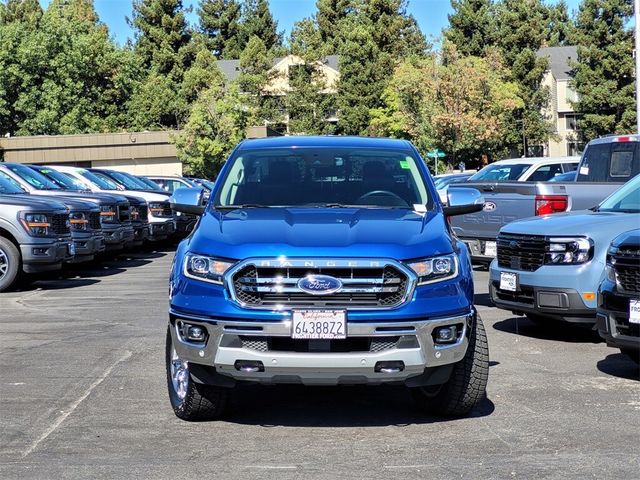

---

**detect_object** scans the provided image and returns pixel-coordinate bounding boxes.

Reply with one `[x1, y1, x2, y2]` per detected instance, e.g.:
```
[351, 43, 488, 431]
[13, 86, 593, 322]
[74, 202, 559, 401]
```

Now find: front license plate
[484, 241, 497, 257]
[629, 299, 640, 324]
[500, 272, 518, 292]
[292, 310, 346, 339]
[68, 243, 76, 256]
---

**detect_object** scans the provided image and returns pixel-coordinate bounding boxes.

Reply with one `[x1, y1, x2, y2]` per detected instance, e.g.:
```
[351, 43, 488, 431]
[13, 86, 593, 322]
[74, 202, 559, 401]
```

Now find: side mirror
[443, 187, 485, 216]
[169, 187, 206, 215]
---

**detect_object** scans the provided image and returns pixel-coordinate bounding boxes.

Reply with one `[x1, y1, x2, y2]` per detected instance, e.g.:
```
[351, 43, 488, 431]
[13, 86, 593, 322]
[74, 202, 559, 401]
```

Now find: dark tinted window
[527, 164, 563, 181]
[578, 142, 640, 182]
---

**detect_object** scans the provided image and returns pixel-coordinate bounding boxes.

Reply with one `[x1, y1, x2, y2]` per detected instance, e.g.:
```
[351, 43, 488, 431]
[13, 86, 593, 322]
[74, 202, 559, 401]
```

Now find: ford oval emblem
[483, 202, 497, 212]
[297, 275, 343, 295]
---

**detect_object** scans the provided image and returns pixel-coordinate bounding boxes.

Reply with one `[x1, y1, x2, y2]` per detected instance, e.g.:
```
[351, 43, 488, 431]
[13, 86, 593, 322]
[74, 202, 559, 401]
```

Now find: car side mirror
[169, 187, 206, 215]
[443, 187, 485, 216]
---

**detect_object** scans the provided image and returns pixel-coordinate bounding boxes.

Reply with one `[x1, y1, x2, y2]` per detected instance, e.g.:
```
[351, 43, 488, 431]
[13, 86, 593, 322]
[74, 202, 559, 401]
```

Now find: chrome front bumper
[169, 310, 472, 386]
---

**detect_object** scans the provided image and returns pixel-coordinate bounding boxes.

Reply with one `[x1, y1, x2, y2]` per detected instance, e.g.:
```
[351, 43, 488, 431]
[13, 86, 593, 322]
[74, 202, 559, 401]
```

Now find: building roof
[237, 135, 413, 151]
[216, 55, 339, 83]
[537, 46, 578, 81]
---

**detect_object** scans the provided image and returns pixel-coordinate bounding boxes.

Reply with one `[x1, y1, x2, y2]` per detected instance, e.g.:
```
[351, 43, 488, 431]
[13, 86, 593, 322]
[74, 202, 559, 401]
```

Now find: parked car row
[0, 165, 206, 292]
[444, 135, 639, 364]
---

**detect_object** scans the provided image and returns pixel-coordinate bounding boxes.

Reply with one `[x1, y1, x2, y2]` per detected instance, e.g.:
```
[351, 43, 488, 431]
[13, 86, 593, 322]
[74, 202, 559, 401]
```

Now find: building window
[567, 142, 585, 156]
[565, 86, 579, 103]
[565, 114, 578, 131]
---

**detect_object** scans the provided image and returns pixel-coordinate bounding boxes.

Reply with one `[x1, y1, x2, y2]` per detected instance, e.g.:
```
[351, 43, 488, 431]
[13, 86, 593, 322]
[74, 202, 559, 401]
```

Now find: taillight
[535, 195, 568, 216]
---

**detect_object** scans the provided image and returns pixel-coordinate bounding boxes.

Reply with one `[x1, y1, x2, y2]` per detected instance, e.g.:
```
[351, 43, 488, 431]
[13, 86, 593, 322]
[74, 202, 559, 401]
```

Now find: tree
[172, 83, 248, 176]
[335, 0, 429, 135]
[444, 0, 496, 57]
[0, 0, 41, 24]
[494, 0, 554, 153]
[129, 0, 191, 77]
[240, 0, 281, 52]
[571, 0, 634, 139]
[369, 44, 524, 169]
[316, 0, 356, 50]
[546, 0, 575, 47]
[0, 0, 138, 135]
[198, 0, 243, 59]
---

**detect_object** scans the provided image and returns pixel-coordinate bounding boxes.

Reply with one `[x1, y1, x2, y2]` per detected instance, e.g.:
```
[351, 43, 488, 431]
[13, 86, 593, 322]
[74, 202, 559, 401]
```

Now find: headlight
[183, 253, 235, 284]
[605, 249, 617, 282]
[100, 205, 116, 223]
[20, 213, 51, 237]
[406, 254, 458, 285]
[544, 237, 593, 265]
[149, 202, 171, 218]
[69, 212, 88, 231]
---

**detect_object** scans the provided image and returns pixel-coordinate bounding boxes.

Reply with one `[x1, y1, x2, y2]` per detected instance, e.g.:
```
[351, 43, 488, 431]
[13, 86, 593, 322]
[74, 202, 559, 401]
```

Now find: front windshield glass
[100, 170, 147, 190]
[469, 163, 530, 181]
[81, 170, 120, 190]
[598, 174, 640, 213]
[32, 167, 87, 191]
[6, 164, 61, 190]
[0, 173, 25, 194]
[139, 177, 164, 190]
[215, 147, 431, 208]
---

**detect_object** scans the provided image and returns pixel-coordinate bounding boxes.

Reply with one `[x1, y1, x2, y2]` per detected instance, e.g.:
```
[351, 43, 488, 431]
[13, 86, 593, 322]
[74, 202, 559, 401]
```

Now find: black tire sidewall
[0, 237, 21, 292]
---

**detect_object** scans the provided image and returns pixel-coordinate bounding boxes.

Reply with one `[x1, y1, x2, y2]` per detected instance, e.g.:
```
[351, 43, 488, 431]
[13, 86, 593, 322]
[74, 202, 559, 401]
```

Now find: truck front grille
[138, 205, 148, 222]
[118, 205, 131, 223]
[231, 261, 411, 309]
[239, 335, 401, 353]
[51, 213, 70, 235]
[613, 249, 640, 293]
[497, 233, 546, 271]
[89, 211, 101, 230]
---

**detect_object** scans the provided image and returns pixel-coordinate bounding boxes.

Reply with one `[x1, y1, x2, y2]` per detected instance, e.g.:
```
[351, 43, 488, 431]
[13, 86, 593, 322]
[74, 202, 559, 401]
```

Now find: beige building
[537, 46, 583, 157]
[218, 54, 340, 132]
[0, 130, 182, 175]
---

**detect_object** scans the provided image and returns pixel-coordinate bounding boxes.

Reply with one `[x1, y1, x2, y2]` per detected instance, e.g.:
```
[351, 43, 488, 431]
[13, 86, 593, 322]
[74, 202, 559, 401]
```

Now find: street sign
[427, 149, 445, 158]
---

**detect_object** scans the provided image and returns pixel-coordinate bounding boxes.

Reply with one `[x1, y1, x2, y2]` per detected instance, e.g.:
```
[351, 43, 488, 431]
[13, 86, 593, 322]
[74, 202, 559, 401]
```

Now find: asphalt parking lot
[1, 250, 638, 479]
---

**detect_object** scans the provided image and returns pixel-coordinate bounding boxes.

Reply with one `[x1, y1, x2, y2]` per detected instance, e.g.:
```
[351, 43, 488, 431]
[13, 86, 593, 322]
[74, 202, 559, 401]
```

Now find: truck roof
[237, 135, 414, 151]
[489, 156, 580, 166]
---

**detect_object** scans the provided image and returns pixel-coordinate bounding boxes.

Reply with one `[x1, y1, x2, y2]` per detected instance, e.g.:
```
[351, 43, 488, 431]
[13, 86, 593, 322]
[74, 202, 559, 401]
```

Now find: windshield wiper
[214, 204, 271, 210]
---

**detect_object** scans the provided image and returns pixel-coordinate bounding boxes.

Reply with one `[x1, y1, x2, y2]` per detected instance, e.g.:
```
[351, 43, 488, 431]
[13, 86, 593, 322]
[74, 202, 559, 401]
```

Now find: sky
[39, 0, 583, 47]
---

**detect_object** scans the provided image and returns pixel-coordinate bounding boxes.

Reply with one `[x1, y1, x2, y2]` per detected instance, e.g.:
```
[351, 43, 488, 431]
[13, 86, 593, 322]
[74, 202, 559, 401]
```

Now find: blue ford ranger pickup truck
[166, 136, 489, 420]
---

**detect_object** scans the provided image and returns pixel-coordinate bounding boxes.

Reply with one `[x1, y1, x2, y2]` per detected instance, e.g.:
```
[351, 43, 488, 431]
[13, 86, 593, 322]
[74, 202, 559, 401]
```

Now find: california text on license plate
[292, 310, 346, 339]
[629, 299, 640, 325]
[500, 272, 518, 292]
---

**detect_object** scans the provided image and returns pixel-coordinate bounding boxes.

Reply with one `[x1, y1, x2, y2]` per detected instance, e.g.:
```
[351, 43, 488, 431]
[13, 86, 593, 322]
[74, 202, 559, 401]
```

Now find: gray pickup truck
[0, 177, 73, 291]
[449, 135, 639, 265]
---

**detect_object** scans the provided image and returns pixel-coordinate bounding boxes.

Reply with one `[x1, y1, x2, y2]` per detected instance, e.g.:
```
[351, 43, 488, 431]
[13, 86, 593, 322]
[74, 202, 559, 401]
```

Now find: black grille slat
[232, 263, 410, 308]
[89, 211, 101, 230]
[118, 205, 131, 223]
[138, 205, 148, 222]
[497, 233, 546, 272]
[51, 213, 70, 235]
[238, 336, 401, 353]
[613, 251, 640, 293]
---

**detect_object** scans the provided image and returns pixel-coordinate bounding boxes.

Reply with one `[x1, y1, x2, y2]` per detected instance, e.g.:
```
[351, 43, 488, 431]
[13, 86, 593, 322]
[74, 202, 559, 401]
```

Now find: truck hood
[0, 194, 68, 212]
[502, 210, 633, 236]
[188, 208, 454, 260]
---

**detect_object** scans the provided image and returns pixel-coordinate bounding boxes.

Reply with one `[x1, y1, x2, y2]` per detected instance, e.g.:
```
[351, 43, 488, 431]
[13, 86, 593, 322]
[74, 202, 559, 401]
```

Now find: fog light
[177, 321, 208, 344]
[434, 325, 457, 344]
[187, 326, 205, 341]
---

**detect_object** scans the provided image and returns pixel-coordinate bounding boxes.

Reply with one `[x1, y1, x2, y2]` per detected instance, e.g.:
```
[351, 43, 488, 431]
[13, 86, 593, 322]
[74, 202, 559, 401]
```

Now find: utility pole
[636, 0, 640, 133]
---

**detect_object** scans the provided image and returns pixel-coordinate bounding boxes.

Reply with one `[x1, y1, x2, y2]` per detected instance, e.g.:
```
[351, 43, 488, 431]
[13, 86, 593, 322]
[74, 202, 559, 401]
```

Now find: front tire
[165, 326, 228, 420]
[411, 314, 489, 417]
[0, 237, 21, 292]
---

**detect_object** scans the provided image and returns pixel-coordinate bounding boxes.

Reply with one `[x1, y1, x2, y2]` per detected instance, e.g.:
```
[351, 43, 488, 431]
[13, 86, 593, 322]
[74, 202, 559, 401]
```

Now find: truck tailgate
[449, 183, 538, 240]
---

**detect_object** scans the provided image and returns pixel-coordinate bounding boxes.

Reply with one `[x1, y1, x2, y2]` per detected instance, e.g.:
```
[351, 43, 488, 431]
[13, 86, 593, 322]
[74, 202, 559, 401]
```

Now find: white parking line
[21, 350, 132, 458]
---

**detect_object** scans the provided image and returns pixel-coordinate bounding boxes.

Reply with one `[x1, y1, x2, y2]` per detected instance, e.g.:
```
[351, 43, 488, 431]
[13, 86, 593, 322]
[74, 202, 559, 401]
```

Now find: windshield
[98, 170, 148, 190]
[598, 174, 640, 213]
[0, 173, 25, 194]
[5, 164, 61, 190]
[32, 167, 87, 191]
[81, 170, 120, 190]
[215, 147, 431, 209]
[139, 177, 164, 190]
[469, 163, 530, 181]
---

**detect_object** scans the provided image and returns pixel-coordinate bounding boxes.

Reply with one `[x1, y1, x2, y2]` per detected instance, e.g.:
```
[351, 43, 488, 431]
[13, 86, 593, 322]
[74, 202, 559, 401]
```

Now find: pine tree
[444, 0, 496, 57]
[546, 0, 575, 47]
[198, 0, 243, 59]
[130, 0, 191, 77]
[495, 0, 554, 153]
[240, 0, 281, 52]
[0, 0, 41, 24]
[316, 0, 355, 49]
[571, 0, 634, 139]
